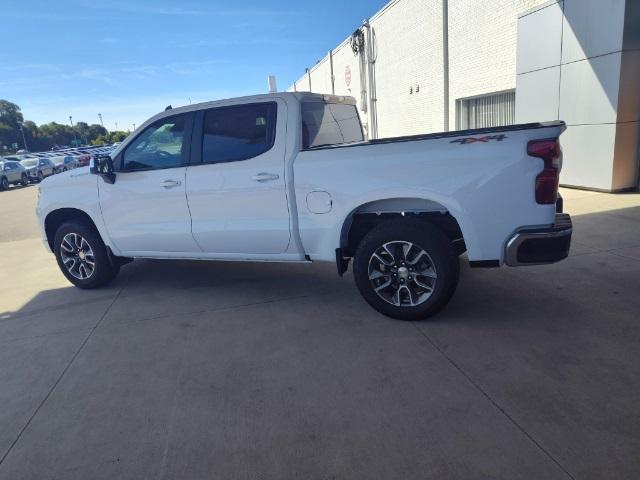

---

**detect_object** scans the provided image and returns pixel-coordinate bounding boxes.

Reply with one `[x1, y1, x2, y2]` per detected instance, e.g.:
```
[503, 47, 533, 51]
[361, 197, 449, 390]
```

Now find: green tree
[88, 124, 108, 141]
[0, 100, 24, 130]
[0, 123, 16, 150]
[109, 131, 129, 142]
[39, 122, 75, 147]
[0, 99, 127, 152]
[74, 121, 90, 144]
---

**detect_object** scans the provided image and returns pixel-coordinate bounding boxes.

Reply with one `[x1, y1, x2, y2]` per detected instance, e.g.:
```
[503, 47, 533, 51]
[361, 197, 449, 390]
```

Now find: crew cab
[36, 92, 571, 320]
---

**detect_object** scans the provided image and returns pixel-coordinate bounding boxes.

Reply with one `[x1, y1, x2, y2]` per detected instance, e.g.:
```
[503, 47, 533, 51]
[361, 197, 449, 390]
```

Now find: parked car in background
[51, 155, 78, 173]
[65, 149, 92, 167]
[77, 149, 95, 166]
[20, 156, 56, 182]
[0, 160, 29, 190]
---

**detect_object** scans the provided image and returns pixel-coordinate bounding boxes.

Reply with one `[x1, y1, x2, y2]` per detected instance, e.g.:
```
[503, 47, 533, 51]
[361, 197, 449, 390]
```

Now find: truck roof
[140, 92, 355, 130]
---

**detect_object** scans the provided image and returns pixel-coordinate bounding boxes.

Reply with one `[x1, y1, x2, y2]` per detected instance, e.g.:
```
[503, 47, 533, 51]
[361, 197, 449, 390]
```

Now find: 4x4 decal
[451, 134, 507, 145]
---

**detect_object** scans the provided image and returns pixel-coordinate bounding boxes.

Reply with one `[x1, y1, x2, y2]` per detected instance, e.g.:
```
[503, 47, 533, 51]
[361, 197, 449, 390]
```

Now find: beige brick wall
[448, 0, 550, 130]
[369, 0, 445, 137]
[291, 0, 552, 136]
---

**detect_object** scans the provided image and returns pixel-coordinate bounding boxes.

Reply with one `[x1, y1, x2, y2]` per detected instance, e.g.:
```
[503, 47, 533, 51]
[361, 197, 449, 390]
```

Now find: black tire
[20, 173, 29, 186]
[0, 176, 8, 191]
[353, 219, 459, 321]
[37, 171, 43, 182]
[53, 220, 120, 289]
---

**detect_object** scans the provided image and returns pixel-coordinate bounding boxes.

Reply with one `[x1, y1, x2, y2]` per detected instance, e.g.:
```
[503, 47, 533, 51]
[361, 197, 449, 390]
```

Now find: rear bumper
[505, 213, 572, 266]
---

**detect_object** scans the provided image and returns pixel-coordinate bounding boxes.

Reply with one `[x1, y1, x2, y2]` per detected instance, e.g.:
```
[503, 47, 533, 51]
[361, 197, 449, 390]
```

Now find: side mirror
[90, 154, 116, 184]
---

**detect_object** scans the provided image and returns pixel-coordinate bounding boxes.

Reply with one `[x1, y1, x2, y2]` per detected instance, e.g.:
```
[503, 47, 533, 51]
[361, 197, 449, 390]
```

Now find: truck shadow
[2, 205, 639, 327]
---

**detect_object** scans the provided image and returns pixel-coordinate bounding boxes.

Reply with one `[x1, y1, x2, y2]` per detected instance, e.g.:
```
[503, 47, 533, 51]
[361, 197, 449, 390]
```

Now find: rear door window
[201, 102, 277, 164]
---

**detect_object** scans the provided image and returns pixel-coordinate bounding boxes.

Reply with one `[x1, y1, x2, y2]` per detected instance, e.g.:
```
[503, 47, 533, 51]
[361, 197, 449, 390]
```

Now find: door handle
[251, 172, 279, 182]
[161, 179, 182, 189]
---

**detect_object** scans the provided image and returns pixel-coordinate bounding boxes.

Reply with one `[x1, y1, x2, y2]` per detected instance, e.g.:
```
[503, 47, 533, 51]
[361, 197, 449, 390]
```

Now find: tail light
[528, 138, 562, 204]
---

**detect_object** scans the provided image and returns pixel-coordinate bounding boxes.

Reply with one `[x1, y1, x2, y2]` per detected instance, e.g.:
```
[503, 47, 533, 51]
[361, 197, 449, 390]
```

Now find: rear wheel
[353, 219, 459, 320]
[53, 221, 120, 289]
[0, 176, 8, 191]
[37, 171, 43, 182]
[20, 173, 28, 186]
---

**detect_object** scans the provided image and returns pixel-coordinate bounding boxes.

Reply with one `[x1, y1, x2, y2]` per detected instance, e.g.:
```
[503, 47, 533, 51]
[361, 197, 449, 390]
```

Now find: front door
[99, 112, 200, 254]
[186, 100, 291, 254]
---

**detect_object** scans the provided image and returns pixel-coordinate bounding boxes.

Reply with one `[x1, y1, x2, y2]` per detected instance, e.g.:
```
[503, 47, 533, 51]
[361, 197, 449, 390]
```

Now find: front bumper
[505, 213, 572, 266]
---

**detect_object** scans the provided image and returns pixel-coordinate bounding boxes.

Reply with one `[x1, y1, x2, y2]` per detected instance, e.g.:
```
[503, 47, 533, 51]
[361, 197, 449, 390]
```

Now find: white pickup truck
[36, 92, 572, 320]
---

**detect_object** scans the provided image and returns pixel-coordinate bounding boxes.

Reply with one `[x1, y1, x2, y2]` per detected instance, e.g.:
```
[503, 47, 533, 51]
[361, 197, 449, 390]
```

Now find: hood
[39, 166, 91, 187]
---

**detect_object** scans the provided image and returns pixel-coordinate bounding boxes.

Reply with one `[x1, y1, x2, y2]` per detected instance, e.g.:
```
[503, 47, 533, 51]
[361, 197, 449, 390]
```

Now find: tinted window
[202, 102, 276, 164]
[301, 102, 363, 149]
[123, 115, 187, 170]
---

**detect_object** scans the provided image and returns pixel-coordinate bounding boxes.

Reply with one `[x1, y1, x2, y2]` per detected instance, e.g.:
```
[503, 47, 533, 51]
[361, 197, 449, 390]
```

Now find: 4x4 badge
[451, 134, 507, 145]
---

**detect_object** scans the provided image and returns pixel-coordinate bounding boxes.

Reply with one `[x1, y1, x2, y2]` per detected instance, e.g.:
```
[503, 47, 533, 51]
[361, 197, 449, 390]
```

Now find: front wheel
[37, 171, 43, 182]
[21, 173, 29, 186]
[53, 221, 120, 289]
[353, 219, 459, 321]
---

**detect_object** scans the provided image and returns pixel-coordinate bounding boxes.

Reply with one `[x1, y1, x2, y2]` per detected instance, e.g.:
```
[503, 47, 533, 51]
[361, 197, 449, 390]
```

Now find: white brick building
[290, 0, 640, 192]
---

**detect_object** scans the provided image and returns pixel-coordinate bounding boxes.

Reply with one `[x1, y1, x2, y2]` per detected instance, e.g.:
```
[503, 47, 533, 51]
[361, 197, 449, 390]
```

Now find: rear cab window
[201, 102, 277, 164]
[301, 98, 364, 149]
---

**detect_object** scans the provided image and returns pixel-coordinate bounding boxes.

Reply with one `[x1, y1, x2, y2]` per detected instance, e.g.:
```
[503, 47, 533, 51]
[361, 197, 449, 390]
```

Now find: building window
[456, 90, 516, 130]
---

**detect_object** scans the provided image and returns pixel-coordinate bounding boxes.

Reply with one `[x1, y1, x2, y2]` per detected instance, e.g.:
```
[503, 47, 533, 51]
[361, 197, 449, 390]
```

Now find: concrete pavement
[0, 185, 639, 479]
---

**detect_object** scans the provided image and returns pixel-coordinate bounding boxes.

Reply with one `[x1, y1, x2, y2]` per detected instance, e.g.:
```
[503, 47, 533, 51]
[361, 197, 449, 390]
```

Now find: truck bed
[303, 121, 566, 151]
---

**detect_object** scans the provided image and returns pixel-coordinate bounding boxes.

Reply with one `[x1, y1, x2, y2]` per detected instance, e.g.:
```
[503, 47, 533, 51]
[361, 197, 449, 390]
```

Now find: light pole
[98, 113, 108, 143]
[18, 122, 29, 152]
[115, 122, 118, 131]
[132, 123, 136, 131]
[69, 115, 77, 146]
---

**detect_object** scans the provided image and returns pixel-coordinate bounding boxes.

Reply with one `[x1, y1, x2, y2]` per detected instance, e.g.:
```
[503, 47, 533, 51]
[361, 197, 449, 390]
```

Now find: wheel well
[340, 200, 465, 258]
[44, 208, 99, 251]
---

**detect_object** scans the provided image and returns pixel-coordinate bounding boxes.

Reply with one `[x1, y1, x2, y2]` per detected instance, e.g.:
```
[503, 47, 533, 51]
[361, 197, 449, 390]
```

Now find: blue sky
[1, 0, 387, 130]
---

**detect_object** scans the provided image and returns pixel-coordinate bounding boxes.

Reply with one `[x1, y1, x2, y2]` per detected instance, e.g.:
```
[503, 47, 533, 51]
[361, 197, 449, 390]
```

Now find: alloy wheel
[60, 232, 96, 280]
[368, 241, 437, 307]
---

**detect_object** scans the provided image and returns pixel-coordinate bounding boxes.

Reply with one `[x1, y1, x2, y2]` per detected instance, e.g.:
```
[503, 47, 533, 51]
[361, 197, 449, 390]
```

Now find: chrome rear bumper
[505, 213, 572, 266]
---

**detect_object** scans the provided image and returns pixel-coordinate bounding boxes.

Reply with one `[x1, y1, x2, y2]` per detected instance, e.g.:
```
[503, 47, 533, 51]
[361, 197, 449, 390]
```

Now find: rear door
[99, 112, 200, 254]
[185, 100, 290, 254]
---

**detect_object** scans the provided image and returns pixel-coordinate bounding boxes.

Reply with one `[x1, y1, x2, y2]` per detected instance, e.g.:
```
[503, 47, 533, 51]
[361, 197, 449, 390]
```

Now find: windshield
[20, 159, 38, 167]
